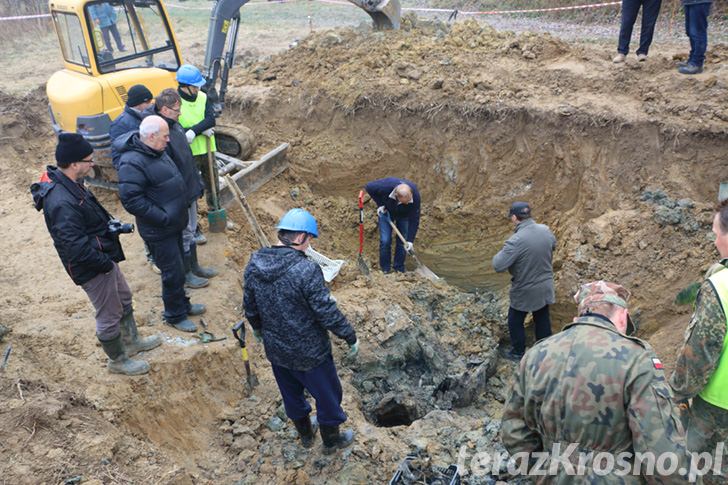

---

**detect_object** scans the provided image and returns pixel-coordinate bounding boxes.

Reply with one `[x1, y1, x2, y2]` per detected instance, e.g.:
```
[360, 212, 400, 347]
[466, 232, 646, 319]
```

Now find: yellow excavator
[46, 0, 401, 189]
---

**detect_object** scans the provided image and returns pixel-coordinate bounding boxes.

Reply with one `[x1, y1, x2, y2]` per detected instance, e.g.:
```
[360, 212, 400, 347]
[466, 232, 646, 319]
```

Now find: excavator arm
[203, 0, 400, 114]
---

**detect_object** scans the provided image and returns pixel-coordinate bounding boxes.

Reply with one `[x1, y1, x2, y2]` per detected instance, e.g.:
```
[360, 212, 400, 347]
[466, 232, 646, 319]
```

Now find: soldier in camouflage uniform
[670, 203, 728, 484]
[502, 281, 689, 483]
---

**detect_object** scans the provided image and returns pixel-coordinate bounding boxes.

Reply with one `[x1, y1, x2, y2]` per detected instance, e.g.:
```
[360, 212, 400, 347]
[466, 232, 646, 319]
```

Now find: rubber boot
[189, 303, 206, 316]
[184, 251, 209, 289]
[320, 424, 354, 455]
[120, 308, 162, 357]
[165, 318, 197, 333]
[190, 243, 218, 279]
[194, 226, 207, 245]
[293, 415, 319, 449]
[98, 333, 149, 375]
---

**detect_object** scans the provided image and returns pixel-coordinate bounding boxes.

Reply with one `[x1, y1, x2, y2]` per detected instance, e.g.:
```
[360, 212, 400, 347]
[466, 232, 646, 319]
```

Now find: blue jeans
[378, 214, 409, 273]
[507, 305, 552, 355]
[685, 2, 711, 67]
[146, 233, 190, 324]
[617, 0, 662, 55]
[271, 355, 347, 426]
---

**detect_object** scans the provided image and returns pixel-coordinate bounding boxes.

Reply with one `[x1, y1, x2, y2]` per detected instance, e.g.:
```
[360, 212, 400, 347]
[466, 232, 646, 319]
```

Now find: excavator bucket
[349, 0, 401, 30]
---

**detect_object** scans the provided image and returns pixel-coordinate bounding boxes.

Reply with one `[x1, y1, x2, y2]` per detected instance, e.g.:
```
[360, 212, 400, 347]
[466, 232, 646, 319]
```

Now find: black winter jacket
[243, 246, 357, 371]
[143, 106, 204, 204]
[116, 132, 189, 242]
[30, 166, 125, 286]
[109, 105, 145, 169]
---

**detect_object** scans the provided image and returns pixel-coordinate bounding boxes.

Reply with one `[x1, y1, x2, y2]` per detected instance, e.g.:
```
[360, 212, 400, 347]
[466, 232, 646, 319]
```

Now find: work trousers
[181, 201, 198, 254]
[378, 214, 409, 273]
[617, 0, 663, 55]
[194, 154, 220, 210]
[685, 2, 711, 67]
[101, 24, 124, 52]
[146, 233, 190, 324]
[81, 262, 132, 340]
[507, 305, 552, 355]
[686, 396, 728, 484]
[271, 355, 348, 427]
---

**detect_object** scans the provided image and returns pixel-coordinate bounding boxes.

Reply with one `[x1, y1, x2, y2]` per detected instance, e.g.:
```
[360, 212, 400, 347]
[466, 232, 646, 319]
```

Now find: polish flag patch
[653, 358, 664, 370]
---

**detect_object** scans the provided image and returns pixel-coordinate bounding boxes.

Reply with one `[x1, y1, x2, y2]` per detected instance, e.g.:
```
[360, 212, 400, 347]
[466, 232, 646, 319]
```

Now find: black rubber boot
[190, 243, 218, 279]
[184, 251, 209, 289]
[98, 333, 149, 375]
[120, 308, 162, 357]
[188, 303, 206, 316]
[165, 318, 197, 333]
[293, 415, 319, 449]
[320, 424, 354, 455]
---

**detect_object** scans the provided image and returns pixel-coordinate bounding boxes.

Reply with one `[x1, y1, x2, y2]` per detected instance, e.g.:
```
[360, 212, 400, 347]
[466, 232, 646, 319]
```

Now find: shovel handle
[386, 216, 413, 255]
[358, 190, 365, 255]
[232, 320, 246, 348]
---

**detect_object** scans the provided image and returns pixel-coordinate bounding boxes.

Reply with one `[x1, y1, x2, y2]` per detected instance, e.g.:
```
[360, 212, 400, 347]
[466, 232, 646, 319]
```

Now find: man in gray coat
[492, 202, 557, 361]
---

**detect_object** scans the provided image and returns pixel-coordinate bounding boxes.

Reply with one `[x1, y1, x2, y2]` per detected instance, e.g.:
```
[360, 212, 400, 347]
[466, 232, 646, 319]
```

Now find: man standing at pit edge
[502, 281, 690, 483]
[243, 209, 358, 453]
[492, 202, 556, 361]
[670, 199, 728, 484]
[31, 133, 161, 376]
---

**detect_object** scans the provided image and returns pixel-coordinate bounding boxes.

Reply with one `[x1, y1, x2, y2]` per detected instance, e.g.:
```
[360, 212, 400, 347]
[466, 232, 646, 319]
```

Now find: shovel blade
[357, 254, 371, 276]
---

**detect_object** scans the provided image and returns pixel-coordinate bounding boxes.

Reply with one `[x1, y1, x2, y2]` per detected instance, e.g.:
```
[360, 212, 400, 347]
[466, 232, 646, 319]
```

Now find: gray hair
[139, 115, 165, 140]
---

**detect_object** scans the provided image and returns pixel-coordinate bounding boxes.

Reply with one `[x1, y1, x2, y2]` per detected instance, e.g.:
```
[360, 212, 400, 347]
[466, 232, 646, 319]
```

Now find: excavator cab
[48, 0, 181, 185]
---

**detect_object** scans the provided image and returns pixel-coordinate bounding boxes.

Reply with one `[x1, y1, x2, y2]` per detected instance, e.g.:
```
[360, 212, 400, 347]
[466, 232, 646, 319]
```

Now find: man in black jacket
[109, 84, 154, 169]
[116, 116, 206, 332]
[31, 133, 161, 375]
[145, 89, 217, 289]
[244, 209, 359, 453]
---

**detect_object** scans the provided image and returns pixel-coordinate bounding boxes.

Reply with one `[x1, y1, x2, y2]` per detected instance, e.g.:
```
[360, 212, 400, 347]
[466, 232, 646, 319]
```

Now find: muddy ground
[1, 17, 727, 484]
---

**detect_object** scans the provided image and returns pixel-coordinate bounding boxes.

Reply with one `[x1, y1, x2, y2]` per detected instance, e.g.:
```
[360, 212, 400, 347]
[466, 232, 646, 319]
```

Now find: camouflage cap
[574, 281, 636, 335]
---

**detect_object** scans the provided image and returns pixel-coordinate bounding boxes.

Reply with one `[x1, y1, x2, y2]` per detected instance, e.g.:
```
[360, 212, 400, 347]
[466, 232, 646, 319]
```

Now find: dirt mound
[230, 19, 728, 131]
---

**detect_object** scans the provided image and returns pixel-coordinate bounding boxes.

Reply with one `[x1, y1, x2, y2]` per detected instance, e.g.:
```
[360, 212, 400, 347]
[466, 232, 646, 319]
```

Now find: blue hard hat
[276, 209, 319, 237]
[176, 64, 206, 87]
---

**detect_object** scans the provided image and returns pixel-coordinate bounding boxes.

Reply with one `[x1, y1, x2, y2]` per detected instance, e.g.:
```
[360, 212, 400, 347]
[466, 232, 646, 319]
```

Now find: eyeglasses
[168, 106, 181, 113]
[78, 158, 94, 164]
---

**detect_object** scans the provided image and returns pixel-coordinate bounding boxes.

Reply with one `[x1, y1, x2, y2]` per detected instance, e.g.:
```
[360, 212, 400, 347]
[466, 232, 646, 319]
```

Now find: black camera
[108, 218, 134, 235]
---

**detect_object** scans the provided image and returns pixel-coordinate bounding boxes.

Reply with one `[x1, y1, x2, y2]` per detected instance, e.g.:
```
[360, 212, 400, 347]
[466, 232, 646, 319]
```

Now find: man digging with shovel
[243, 209, 359, 453]
[364, 177, 420, 274]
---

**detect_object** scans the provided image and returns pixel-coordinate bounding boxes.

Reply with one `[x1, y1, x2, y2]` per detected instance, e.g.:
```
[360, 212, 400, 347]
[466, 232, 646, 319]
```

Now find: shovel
[357, 190, 371, 276]
[206, 136, 227, 233]
[386, 216, 440, 282]
[232, 320, 260, 392]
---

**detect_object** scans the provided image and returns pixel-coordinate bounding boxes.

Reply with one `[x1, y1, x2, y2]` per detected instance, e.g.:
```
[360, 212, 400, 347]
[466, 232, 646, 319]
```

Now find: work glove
[404, 241, 414, 253]
[202, 128, 215, 137]
[253, 329, 263, 343]
[348, 340, 359, 358]
[185, 129, 196, 144]
[376, 206, 386, 216]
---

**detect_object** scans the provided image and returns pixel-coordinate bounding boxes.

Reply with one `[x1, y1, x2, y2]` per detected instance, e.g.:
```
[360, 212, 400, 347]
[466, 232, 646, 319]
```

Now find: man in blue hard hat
[176, 65, 218, 225]
[243, 209, 359, 454]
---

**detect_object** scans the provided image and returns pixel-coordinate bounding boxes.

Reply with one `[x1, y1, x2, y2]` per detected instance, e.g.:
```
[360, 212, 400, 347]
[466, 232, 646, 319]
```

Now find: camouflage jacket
[502, 314, 689, 484]
[669, 259, 728, 403]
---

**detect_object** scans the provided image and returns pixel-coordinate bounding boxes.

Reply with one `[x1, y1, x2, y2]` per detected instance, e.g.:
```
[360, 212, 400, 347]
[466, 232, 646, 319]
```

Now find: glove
[185, 129, 196, 144]
[202, 128, 215, 137]
[348, 340, 359, 358]
[404, 241, 414, 253]
[377, 206, 386, 216]
[253, 329, 263, 343]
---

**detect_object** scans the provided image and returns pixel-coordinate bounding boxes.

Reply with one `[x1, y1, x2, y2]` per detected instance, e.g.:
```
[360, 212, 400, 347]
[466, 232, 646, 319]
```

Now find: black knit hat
[55, 132, 93, 167]
[127, 84, 153, 107]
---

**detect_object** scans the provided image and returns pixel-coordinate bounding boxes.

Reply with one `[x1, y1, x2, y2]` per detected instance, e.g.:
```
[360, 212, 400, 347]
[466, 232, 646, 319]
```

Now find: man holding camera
[31, 133, 161, 376]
